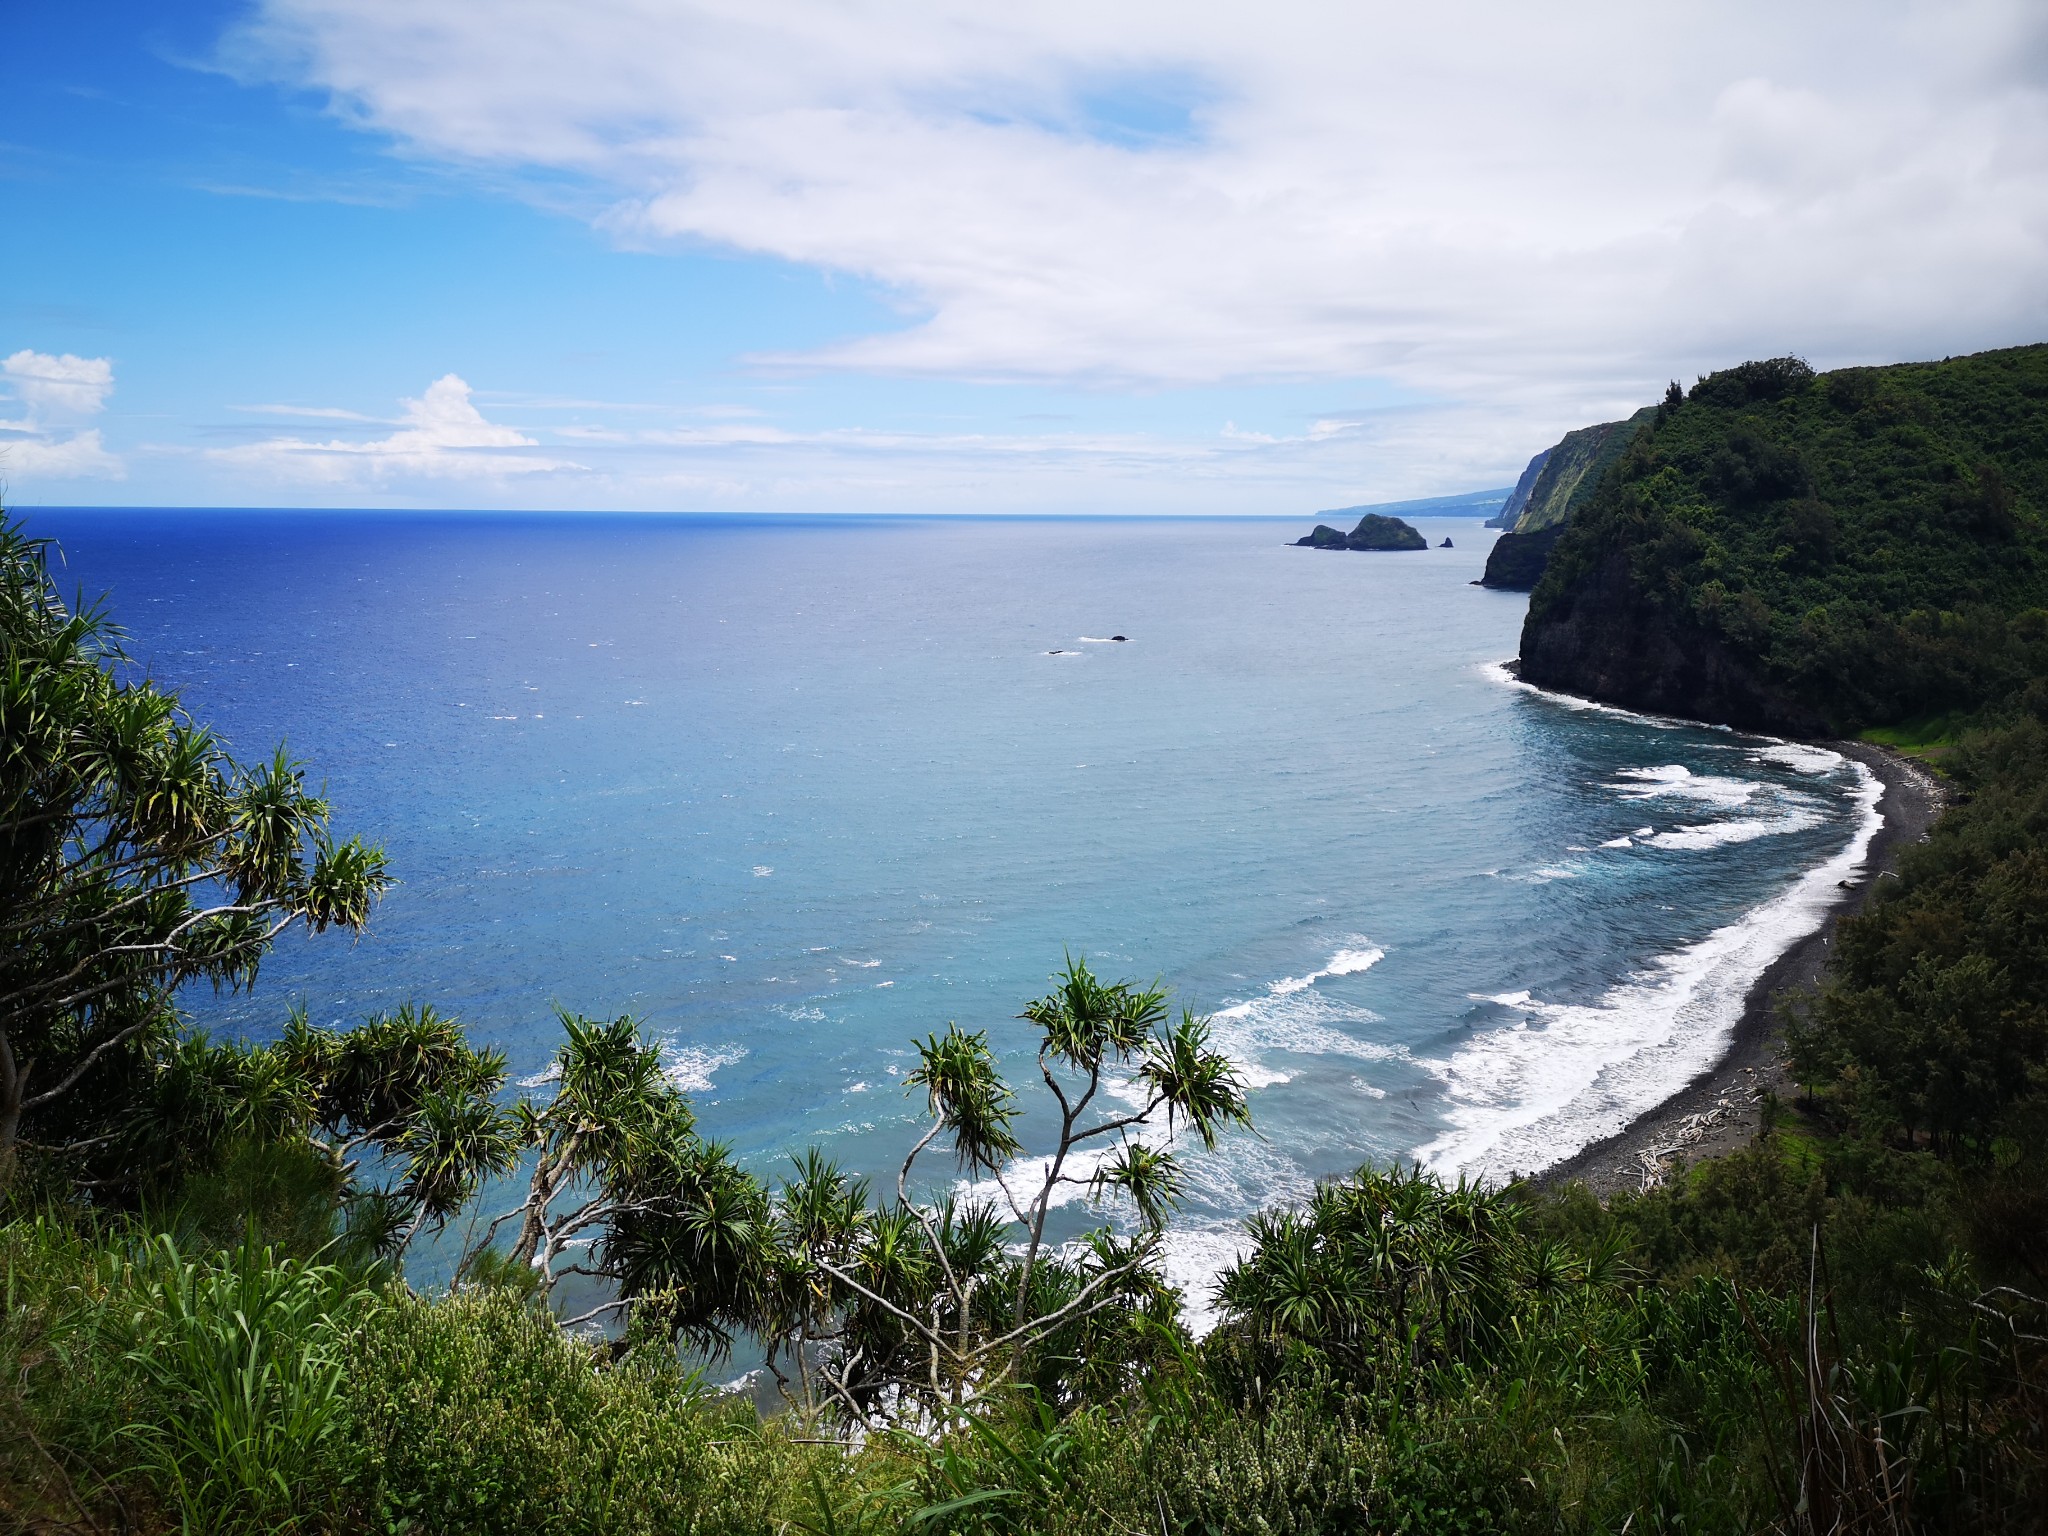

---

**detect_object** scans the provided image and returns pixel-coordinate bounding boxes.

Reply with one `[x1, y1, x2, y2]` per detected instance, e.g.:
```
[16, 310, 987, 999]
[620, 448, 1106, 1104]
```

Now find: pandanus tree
[788, 956, 1252, 1423]
[455, 966, 1250, 1429]
[469, 1011, 771, 1344]
[0, 516, 388, 1185]
[120, 1004, 518, 1246]
[1215, 1165, 1613, 1380]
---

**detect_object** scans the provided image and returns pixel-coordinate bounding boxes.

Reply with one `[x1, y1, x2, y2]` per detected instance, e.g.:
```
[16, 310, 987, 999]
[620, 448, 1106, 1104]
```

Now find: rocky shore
[1536, 741, 1948, 1197]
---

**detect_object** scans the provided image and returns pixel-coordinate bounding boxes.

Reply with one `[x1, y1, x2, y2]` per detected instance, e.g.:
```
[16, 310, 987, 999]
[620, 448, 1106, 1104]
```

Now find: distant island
[1294, 512, 1428, 551]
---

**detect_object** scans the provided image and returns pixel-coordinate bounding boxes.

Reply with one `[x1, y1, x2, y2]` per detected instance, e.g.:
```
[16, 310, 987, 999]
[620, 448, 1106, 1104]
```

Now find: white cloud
[1, 430, 124, 481]
[3, 351, 115, 417]
[230, 402, 389, 421]
[0, 351, 125, 482]
[211, 373, 586, 482]
[229, 0, 2048, 413]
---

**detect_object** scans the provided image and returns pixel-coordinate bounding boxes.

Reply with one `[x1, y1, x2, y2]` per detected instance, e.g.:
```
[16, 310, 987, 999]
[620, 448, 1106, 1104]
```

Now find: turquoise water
[33, 510, 1877, 1303]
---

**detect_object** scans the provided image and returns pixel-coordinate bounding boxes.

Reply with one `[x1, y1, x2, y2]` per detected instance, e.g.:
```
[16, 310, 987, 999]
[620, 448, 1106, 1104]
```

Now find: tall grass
[116, 1234, 362, 1535]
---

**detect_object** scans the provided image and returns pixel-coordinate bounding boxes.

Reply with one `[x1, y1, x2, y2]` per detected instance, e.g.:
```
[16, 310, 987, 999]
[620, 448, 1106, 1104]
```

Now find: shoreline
[1533, 739, 1948, 1198]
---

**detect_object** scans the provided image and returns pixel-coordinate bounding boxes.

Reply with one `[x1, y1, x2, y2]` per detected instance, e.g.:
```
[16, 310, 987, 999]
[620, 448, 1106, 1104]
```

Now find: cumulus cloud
[212, 373, 585, 482]
[0, 351, 125, 481]
[229, 0, 2048, 412]
[3, 351, 115, 417]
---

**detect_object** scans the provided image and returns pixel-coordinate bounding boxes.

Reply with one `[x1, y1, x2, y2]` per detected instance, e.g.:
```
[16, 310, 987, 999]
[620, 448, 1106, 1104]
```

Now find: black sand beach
[1536, 741, 1948, 1197]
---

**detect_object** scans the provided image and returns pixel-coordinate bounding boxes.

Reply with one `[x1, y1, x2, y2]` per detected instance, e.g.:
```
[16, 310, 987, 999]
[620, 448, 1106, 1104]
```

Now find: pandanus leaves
[1021, 955, 1167, 1070]
[1136, 1009, 1250, 1150]
[1089, 1141, 1183, 1229]
[394, 1087, 519, 1226]
[907, 1024, 1021, 1174]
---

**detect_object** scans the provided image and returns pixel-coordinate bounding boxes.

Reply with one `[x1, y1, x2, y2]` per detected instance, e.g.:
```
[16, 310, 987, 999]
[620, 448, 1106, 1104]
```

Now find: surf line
[1416, 726, 1886, 1184]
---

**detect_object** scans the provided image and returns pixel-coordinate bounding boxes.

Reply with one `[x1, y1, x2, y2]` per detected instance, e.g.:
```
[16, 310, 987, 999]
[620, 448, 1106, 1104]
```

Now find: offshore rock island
[1294, 511, 1428, 550]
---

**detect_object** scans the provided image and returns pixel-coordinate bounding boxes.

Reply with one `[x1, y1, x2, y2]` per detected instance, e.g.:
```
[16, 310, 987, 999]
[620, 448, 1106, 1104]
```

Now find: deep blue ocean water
[30, 510, 1878, 1309]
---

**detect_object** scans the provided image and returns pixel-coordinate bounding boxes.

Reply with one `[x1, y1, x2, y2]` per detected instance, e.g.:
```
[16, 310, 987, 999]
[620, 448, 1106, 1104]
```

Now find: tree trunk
[0, 1029, 29, 1188]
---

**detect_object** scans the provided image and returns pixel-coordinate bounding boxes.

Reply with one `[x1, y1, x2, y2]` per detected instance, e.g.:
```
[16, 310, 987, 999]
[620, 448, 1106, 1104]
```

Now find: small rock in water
[1440, 537, 1454, 548]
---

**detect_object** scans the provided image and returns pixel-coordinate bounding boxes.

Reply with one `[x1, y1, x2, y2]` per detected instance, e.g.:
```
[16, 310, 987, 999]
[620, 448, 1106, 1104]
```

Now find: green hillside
[1521, 346, 2048, 732]
[1512, 407, 1654, 534]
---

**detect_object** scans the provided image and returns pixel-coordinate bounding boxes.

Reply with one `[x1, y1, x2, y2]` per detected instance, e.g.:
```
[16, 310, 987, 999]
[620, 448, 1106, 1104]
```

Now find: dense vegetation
[1522, 346, 2048, 733]
[6, 455, 2048, 1535]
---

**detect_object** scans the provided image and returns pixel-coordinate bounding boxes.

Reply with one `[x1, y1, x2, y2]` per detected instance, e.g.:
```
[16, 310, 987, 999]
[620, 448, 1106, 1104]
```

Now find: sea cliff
[1517, 345, 2048, 730]
[1478, 408, 1655, 590]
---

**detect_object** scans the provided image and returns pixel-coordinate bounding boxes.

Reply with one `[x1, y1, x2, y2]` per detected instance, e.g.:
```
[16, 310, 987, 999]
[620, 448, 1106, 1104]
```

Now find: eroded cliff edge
[1479, 408, 1654, 590]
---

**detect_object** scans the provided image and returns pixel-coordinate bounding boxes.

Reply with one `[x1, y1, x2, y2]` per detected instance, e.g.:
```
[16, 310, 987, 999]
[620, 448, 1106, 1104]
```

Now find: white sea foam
[1599, 836, 1634, 849]
[1156, 1138, 1319, 1332]
[1414, 760, 1883, 1182]
[1268, 945, 1385, 996]
[1206, 942, 1399, 1092]
[1754, 742, 1843, 774]
[1644, 808, 1824, 849]
[1479, 660, 1681, 728]
[1612, 765, 1759, 808]
[1156, 1225, 1255, 1335]
[1491, 864, 1581, 884]
[663, 1043, 749, 1093]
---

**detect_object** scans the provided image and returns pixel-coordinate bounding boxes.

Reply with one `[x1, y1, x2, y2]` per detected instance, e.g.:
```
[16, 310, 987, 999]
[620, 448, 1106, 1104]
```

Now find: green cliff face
[1486, 447, 1551, 528]
[1478, 410, 1655, 588]
[1518, 345, 2048, 733]
[1512, 408, 1657, 534]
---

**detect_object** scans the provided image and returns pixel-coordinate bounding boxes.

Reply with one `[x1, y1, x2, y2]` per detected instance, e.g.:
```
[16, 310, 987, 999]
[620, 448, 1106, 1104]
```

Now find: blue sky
[4, 1, 2044, 512]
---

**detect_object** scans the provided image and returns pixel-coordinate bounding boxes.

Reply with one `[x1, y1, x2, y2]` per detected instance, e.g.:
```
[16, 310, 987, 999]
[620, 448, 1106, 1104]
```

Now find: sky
[3, 0, 2046, 514]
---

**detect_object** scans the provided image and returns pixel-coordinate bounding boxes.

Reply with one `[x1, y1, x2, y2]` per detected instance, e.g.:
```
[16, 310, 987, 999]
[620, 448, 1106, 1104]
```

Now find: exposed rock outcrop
[1294, 513, 1428, 551]
[1477, 525, 1561, 591]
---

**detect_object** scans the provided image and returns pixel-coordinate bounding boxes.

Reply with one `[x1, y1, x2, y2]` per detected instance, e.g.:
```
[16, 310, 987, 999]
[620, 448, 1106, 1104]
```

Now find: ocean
[31, 509, 1878, 1311]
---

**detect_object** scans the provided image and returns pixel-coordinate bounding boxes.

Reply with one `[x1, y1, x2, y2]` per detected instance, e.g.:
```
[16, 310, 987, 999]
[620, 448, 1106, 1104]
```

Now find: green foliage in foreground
[6, 1134, 2043, 1534]
[0, 518, 388, 1188]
